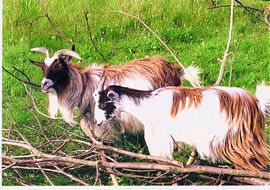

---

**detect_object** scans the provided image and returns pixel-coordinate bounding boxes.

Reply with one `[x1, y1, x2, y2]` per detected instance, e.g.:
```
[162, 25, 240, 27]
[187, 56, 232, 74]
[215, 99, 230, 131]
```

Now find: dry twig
[36, 0, 72, 45]
[2, 66, 40, 87]
[23, 83, 61, 120]
[229, 34, 242, 86]
[112, 10, 200, 87]
[3, 139, 270, 180]
[215, 0, 234, 86]
[84, 11, 109, 63]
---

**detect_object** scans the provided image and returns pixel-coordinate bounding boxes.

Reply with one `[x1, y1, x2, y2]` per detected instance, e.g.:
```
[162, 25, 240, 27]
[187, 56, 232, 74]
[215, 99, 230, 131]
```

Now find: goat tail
[183, 66, 201, 87]
[256, 83, 270, 115]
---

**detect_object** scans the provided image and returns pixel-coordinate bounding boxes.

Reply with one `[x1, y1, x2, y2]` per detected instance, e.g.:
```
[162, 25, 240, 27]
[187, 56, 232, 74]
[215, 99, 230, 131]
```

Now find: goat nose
[41, 79, 54, 92]
[43, 81, 49, 87]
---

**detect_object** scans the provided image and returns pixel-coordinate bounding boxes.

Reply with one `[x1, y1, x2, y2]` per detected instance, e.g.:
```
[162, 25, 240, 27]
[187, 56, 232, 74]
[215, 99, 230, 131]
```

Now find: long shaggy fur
[45, 57, 199, 141]
[95, 85, 270, 171]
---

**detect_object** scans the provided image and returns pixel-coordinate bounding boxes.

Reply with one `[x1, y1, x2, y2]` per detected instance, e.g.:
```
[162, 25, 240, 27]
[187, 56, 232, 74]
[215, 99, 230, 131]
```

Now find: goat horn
[53, 49, 81, 60]
[98, 71, 107, 91]
[31, 47, 50, 58]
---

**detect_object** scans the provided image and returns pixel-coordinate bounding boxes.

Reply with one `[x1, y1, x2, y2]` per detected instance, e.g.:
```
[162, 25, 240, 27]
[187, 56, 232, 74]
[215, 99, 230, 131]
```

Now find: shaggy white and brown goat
[30, 47, 200, 141]
[94, 83, 270, 171]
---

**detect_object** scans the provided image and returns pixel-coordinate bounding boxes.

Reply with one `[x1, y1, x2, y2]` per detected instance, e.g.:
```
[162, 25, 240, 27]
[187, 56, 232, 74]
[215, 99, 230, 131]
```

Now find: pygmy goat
[94, 83, 270, 171]
[30, 46, 200, 141]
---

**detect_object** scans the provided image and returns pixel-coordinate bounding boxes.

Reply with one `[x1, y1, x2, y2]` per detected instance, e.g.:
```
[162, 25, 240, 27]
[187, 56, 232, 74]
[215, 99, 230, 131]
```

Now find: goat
[94, 83, 270, 171]
[30, 47, 200, 141]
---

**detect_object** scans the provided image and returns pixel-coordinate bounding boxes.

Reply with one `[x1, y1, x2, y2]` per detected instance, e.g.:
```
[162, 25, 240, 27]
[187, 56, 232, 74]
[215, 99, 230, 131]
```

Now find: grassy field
[2, 0, 270, 185]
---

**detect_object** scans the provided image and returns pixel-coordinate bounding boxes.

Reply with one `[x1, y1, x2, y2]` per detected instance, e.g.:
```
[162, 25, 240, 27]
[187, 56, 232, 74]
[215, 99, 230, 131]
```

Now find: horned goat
[94, 82, 270, 171]
[30, 46, 200, 141]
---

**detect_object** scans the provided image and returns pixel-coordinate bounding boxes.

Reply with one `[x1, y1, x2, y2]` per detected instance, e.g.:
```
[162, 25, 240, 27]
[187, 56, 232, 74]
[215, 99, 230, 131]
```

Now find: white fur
[48, 91, 58, 118]
[120, 76, 152, 90]
[120, 90, 229, 161]
[58, 101, 77, 125]
[119, 112, 144, 133]
[95, 86, 258, 161]
[184, 66, 201, 86]
[44, 57, 57, 66]
[48, 91, 77, 125]
[256, 84, 270, 115]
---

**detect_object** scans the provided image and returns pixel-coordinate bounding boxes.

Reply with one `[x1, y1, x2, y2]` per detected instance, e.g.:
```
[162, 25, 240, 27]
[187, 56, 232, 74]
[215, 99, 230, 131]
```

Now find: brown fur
[161, 86, 269, 171]
[101, 57, 184, 88]
[49, 57, 185, 140]
[210, 88, 269, 171]
[169, 86, 206, 117]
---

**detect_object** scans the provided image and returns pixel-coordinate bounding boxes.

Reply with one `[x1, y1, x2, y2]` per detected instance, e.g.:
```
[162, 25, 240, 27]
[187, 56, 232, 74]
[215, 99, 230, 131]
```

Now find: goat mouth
[41, 85, 54, 93]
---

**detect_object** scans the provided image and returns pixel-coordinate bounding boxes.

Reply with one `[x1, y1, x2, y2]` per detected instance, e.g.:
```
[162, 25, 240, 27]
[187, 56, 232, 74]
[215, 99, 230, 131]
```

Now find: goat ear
[29, 59, 44, 67]
[107, 90, 119, 101]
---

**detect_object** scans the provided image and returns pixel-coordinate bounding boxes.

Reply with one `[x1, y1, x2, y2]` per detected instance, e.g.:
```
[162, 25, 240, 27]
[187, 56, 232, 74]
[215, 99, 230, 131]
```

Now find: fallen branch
[235, 0, 263, 14]
[35, 162, 54, 186]
[3, 139, 270, 179]
[93, 144, 183, 167]
[234, 177, 270, 185]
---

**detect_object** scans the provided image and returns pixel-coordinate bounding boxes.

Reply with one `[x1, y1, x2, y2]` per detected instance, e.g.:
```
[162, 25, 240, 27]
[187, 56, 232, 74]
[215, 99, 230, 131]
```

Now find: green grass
[2, 0, 270, 185]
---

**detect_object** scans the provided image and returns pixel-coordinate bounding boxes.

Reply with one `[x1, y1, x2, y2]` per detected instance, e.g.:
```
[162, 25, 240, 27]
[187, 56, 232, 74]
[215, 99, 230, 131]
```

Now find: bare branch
[208, 1, 263, 13]
[229, 34, 242, 86]
[234, 177, 270, 185]
[22, 83, 61, 120]
[84, 11, 109, 63]
[112, 10, 201, 87]
[235, 0, 263, 13]
[36, 0, 73, 45]
[2, 66, 40, 87]
[215, 0, 234, 86]
[3, 139, 270, 179]
[35, 162, 54, 186]
[52, 165, 90, 186]
[94, 144, 183, 167]
[29, 15, 46, 29]
[186, 147, 198, 166]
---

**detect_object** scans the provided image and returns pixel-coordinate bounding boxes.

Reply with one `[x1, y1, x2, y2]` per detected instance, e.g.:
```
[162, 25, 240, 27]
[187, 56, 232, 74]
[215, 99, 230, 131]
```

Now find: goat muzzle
[41, 78, 54, 93]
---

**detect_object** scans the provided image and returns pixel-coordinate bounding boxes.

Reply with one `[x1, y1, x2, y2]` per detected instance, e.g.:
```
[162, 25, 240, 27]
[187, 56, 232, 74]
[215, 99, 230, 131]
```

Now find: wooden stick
[36, 0, 72, 45]
[215, 0, 234, 85]
[113, 10, 201, 88]
[84, 11, 108, 63]
[3, 140, 270, 179]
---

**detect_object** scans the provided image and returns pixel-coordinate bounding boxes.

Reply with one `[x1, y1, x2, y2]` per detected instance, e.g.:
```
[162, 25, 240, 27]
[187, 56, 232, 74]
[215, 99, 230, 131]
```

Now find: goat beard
[93, 118, 124, 142]
[93, 112, 145, 143]
[47, 68, 84, 125]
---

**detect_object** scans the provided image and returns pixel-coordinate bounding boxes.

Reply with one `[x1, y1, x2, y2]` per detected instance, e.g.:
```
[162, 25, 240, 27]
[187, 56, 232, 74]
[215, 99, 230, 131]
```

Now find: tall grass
[2, 0, 269, 185]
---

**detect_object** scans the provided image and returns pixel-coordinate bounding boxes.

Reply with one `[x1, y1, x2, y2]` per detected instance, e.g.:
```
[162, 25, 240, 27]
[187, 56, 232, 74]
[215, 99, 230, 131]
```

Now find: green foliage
[2, 0, 269, 185]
